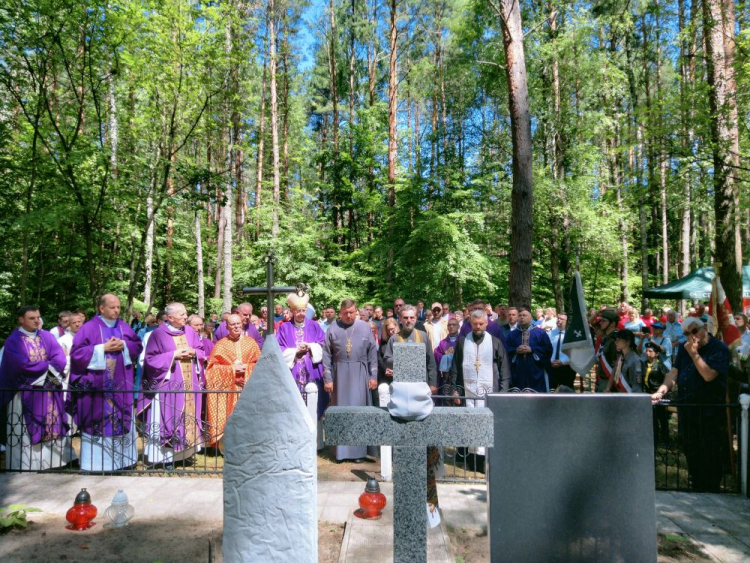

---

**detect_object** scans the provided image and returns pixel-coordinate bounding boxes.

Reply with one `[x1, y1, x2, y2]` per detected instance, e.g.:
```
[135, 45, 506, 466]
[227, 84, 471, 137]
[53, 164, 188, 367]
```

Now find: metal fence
[1, 384, 747, 495]
[652, 399, 742, 494]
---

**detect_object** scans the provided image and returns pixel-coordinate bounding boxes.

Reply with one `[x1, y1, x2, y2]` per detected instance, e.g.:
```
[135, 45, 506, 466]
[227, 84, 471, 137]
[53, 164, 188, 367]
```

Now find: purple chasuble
[213, 321, 264, 349]
[198, 336, 214, 386]
[141, 323, 205, 450]
[69, 317, 143, 437]
[277, 320, 326, 391]
[0, 329, 68, 445]
[505, 325, 553, 392]
[434, 336, 459, 371]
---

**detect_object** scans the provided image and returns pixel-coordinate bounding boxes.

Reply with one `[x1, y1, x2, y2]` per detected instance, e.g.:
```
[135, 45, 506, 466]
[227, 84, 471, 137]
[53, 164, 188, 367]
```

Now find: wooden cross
[241, 250, 308, 336]
[324, 343, 494, 563]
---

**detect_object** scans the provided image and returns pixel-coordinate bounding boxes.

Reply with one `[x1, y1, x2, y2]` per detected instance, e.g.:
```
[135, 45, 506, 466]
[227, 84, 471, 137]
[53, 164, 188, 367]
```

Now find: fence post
[741, 394, 750, 498]
[378, 383, 392, 481]
[304, 382, 323, 451]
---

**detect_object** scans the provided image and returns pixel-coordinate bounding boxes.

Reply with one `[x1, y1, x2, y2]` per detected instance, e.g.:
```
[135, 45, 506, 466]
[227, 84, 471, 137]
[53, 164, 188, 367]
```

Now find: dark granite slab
[487, 394, 657, 563]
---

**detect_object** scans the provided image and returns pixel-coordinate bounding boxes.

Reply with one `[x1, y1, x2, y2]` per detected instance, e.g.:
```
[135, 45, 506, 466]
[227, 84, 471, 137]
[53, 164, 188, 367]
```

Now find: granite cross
[242, 249, 308, 335]
[324, 342, 494, 563]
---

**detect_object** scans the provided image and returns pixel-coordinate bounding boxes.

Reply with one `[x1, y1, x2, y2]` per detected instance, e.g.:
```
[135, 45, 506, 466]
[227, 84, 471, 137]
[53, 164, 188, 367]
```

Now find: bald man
[69, 294, 142, 471]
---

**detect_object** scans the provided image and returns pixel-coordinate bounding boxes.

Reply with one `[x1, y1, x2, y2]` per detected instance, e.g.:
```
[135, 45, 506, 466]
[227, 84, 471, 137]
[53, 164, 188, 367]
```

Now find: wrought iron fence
[0, 384, 745, 494]
[0, 384, 242, 476]
[652, 397, 742, 494]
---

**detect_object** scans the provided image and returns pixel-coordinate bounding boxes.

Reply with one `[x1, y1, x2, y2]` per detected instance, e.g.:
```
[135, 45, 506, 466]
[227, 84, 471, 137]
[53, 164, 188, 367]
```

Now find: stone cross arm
[324, 406, 494, 448]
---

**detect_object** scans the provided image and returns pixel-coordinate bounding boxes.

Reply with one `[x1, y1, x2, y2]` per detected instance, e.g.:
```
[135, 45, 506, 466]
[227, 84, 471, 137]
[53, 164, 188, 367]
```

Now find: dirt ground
[0, 512, 713, 563]
[444, 527, 712, 563]
[317, 447, 382, 481]
[0, 515, 344, 563]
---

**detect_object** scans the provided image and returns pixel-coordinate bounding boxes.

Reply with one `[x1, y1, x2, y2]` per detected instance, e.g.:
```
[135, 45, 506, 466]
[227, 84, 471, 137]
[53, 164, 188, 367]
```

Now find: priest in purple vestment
[277, 292, 326, 418]
[0, 306, 75, 470]
[434, 318, 461, 393]
[212, 302, 265, 348]
[505, 309, 553, 392]
[141, 303, 205, 465]
[69, 294, 142, 471]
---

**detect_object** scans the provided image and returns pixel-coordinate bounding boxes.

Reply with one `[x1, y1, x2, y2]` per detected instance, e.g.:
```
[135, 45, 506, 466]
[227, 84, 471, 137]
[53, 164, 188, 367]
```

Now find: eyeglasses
[686, 326, 703, 336]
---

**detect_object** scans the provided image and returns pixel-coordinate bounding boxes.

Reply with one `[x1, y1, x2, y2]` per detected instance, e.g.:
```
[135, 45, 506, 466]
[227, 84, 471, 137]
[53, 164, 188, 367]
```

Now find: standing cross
[324, 343, 494, 563]
[242, 250, 308, 336]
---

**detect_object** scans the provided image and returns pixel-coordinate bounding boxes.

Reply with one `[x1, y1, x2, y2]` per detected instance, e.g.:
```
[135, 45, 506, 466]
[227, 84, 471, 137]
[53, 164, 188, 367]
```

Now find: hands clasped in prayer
[103, 336, 125, 353]
[515, 344, 532, 355]
[174, 346, 196, 361]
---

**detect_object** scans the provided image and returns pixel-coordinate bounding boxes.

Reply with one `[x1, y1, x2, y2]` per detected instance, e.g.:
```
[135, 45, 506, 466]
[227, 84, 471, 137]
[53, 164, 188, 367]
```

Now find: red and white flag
[708, 275, 742, 350]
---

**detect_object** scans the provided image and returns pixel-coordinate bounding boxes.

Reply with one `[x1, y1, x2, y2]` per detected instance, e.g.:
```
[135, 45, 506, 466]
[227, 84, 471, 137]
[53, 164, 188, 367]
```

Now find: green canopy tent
[643, 266, 750, 301]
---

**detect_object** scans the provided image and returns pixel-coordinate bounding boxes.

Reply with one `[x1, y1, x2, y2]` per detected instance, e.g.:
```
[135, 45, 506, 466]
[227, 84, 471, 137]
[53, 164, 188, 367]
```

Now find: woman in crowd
[541, 308, 557, 332]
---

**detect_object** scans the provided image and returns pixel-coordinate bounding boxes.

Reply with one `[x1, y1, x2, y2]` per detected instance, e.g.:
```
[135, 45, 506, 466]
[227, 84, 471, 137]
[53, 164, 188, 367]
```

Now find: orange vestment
[204, 335, 261, 447]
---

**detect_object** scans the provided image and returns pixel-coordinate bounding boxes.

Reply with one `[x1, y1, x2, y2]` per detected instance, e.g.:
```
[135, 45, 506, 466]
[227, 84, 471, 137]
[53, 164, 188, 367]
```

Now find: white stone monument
[222, 335, 318, 562]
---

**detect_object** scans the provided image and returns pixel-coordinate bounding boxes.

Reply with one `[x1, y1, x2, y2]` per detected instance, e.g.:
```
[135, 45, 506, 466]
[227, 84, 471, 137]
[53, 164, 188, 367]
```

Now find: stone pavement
[1, 474, 749, 562]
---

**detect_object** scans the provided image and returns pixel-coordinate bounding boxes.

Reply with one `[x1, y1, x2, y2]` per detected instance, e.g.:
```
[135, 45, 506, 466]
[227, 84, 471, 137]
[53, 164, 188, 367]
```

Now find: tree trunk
[214, 200, 225, 300]
[498, 0, 533, 309]
[144, 193, 155, 312]
[223, 176, 234, 313]
[386, 0, 398, 282]
[195, 208, 205, 318]
[703, 0, 743, 310]
[269, 0, 280, 237]
[255, 43, 267, 240]
[281, 31, 290, 202]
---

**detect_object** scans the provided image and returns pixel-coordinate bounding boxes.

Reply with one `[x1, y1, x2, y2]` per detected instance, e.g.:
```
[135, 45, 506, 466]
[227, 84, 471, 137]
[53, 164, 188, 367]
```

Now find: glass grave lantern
[104, 489, 135, 528]
[354, 478, 387, 520]
[65, 488, 98, 531]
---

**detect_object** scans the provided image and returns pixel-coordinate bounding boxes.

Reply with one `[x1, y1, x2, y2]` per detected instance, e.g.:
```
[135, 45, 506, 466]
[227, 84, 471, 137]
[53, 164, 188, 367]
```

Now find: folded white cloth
[387, 382, 433, 421]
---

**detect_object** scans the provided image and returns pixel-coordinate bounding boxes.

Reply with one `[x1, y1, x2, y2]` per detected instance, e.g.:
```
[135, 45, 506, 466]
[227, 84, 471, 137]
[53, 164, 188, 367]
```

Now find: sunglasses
[686, 326, 703, 336]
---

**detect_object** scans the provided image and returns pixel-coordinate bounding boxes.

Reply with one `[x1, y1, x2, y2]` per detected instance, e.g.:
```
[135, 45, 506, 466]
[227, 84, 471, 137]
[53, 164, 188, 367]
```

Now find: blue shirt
[549, 328, 570, 364]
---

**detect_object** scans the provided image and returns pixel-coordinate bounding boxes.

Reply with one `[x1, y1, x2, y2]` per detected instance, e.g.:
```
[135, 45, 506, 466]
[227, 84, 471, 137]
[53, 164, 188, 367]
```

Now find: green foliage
[0, 0, 746, 331]
[0, 505, 42, 531]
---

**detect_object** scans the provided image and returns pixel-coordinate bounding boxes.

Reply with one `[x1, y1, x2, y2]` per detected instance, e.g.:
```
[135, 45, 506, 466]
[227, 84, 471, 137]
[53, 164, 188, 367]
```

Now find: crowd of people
[0, 292, 740, 493]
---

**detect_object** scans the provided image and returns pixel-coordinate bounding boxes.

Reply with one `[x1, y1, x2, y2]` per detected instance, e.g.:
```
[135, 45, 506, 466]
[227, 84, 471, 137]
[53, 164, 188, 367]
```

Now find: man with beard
[322, 299, 379, 462]
[450, 310, 511, 399]
[459, 299, 506, 346]
[383, 305, 438, 392]
[382, 304, 441, 515]
[449, 310, 510, 470]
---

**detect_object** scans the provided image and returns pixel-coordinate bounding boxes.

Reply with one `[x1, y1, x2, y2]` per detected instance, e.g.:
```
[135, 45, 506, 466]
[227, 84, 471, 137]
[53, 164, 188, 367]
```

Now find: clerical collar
[518, 324, 532, 332]
[294, 321, 306, 328]
[165, 322, 182, 333]
[19, 327, 37, 337]
[98, 315, 117, 328]
[448, 335, 457, 341]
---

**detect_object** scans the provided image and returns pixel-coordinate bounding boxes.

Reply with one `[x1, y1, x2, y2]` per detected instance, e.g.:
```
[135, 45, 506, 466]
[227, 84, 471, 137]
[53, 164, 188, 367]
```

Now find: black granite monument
[487, 393, 657, 562]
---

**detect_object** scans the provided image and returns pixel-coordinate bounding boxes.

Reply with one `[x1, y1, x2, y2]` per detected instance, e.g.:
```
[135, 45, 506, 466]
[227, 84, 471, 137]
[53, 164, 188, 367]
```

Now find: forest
[0, 0, 747, 332]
